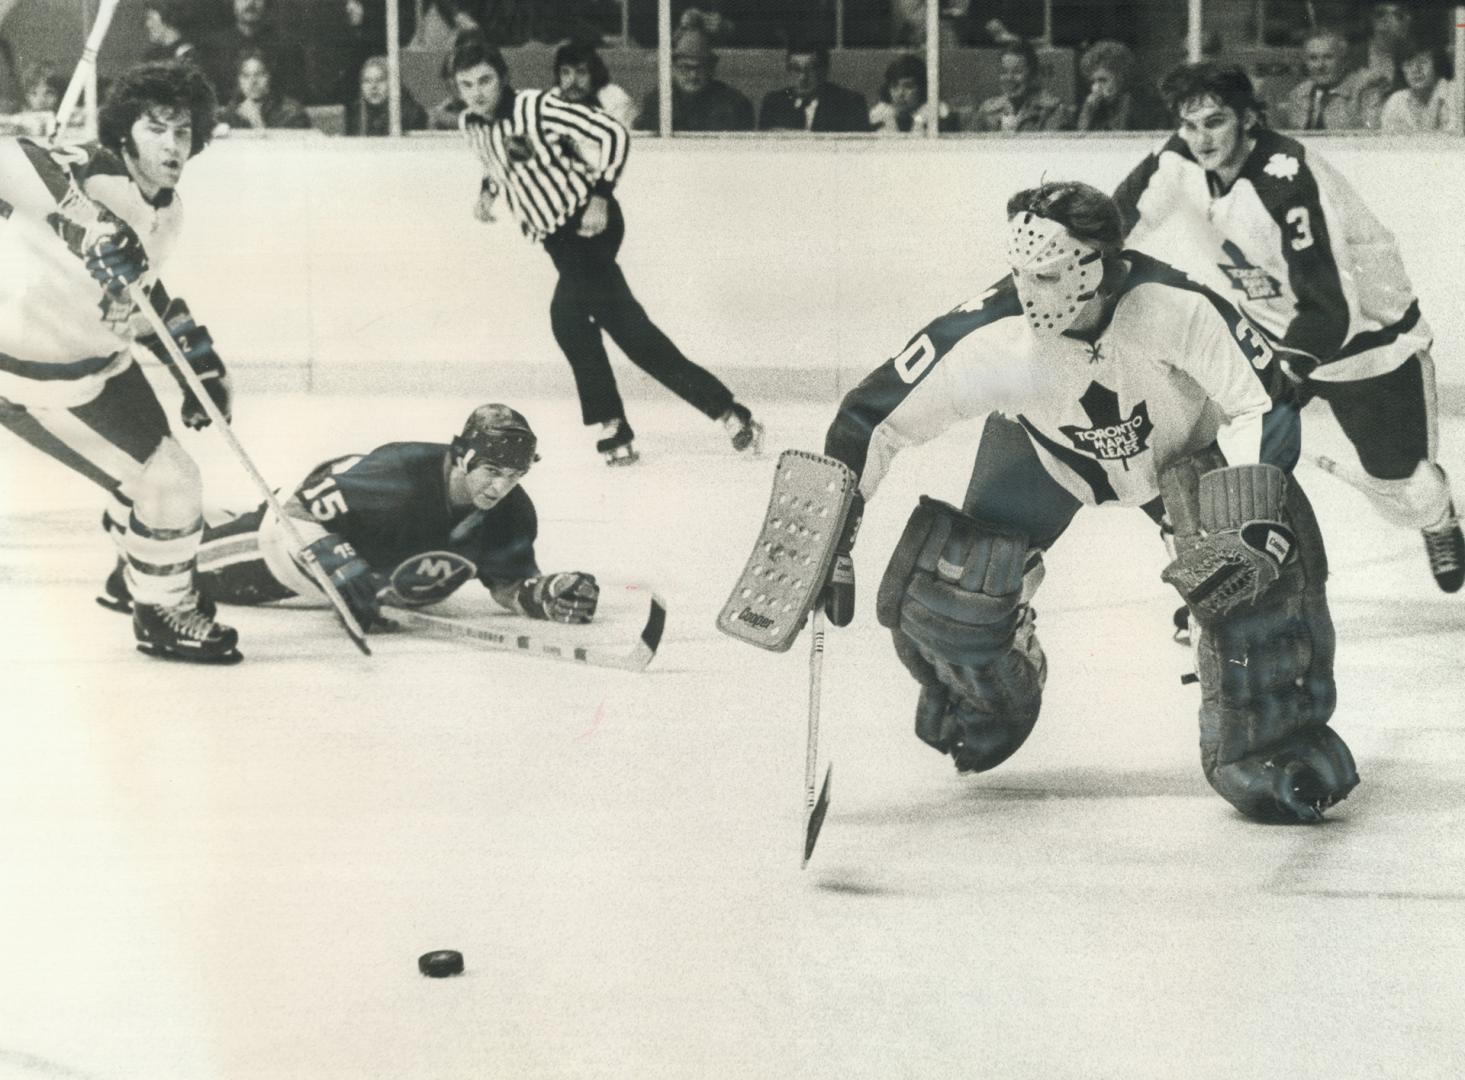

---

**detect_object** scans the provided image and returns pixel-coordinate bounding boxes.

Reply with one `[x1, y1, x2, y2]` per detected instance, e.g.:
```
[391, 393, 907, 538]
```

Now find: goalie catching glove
[137, 298, 232, 429]
[1161, 464, 1296, 623]
[302, 534, 390, 630]
[517, 572, 599, 624]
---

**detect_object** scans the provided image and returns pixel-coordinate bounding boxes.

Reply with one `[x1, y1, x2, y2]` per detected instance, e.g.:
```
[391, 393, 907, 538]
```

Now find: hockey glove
[1275, 348, 1320, 410]
[820, 492, 863, 627]
[1161, 464, 1297, 624]
[138, 299, 231, 429]
[47, 203, 150, 296]
[517, 571, 599, 624]
[302, 534, 389, 630]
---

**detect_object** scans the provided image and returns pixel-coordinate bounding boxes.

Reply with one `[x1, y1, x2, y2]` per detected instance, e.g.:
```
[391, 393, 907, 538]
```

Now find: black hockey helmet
[452, 403, 540, 473]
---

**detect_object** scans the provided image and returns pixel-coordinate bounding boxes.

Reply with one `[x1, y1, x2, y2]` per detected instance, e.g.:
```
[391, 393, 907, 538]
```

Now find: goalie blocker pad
[717, 450, 859, 652]
[1161, 448, 1358, 823]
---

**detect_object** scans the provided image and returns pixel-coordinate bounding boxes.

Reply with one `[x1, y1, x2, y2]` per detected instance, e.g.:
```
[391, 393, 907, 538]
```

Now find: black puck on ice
[418, 950, 465, 978]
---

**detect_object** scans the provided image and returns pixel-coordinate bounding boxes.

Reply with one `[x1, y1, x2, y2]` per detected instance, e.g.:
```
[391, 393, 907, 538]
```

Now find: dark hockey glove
[302, 534, 389, 630]
[138, 299, 231, 429]
[1274, 347, 1320, 410]
[820, 492, 863, 627]
[48, 206, 150, 296]
[518, 571, 599, 624]
[1161, 464, 1297, 623]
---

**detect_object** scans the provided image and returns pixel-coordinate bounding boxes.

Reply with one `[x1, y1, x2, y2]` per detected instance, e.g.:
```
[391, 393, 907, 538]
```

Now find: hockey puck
[418, 950, 464, 978]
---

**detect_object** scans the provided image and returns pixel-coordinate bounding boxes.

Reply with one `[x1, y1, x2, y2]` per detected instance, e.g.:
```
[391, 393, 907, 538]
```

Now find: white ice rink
[2, 386, 1462, 1080]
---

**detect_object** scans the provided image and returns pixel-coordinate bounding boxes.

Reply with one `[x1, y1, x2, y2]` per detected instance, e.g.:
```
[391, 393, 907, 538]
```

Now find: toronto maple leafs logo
[1217, 239, 1282, 302]
[1263, 153, 1299, 181]
[1058, 382, 1154, 469]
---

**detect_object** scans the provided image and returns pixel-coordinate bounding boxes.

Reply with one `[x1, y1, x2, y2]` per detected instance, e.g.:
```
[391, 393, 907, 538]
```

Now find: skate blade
[136, 641, 244, 665]
[96, 594, 133, 615]
[604, 451, 640, 467]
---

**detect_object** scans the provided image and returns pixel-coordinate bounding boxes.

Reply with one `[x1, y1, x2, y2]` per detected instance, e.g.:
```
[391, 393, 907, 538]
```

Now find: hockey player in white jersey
[1113, 62, 1463, 594]
[0, 61, 240, 663]
[820, 181, 1356, 824]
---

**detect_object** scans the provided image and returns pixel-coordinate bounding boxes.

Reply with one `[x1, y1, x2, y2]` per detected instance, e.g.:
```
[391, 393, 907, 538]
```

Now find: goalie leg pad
[881, 497, 1047, 773]
[1163, 453, 1354, 822]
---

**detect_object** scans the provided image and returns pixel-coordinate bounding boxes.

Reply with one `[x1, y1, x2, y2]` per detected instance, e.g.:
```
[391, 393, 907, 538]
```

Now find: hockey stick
[387, 590, 667, 672]
[802, 608, 832, 867]
[126, 284, 373, 656]
[51, 0, 122, 138]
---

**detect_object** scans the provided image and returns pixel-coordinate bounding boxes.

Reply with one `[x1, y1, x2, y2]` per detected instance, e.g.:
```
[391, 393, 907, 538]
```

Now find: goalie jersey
[198, 442, 542, 607]
[0, 138, 179, 408]
[825, 253, 1280, 509]
[1113, 128, 1429, 382]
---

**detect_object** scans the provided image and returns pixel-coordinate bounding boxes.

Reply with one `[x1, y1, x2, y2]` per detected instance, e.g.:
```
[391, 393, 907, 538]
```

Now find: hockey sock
[124, 511, 203, 608]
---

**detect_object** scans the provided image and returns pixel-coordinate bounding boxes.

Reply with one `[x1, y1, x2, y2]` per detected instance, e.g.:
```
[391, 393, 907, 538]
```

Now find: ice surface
[2, 395, 1463, 1080]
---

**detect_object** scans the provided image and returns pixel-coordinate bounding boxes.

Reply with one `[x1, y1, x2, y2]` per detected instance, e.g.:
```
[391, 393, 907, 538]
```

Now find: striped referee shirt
[460, 89, 630, 242]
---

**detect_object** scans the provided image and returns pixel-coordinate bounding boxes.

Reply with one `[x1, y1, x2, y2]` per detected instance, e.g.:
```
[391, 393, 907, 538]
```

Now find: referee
[453, 36, 763, 466]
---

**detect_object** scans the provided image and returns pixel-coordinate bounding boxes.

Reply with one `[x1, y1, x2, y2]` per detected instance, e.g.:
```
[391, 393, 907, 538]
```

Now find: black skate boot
[96, 558, 132, 613]
[1423, 501, 1464, 593]
[134, 593, 242, 664]
[596, 420, 639, 466]
[721, 403, 764, 454]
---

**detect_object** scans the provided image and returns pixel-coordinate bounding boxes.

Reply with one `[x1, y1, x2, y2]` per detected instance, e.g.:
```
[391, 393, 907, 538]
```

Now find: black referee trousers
[542, 196, 734, 427]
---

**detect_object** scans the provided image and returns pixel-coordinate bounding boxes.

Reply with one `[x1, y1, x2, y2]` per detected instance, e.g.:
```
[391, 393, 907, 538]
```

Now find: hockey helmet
[452, 404, 540, 473]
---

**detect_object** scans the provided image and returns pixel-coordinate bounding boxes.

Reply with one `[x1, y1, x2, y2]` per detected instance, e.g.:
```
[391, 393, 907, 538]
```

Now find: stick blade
[801, 764, 832, 868]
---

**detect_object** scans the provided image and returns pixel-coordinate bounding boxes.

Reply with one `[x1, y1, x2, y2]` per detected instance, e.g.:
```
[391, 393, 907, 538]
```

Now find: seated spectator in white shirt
[548, 40, 636, 130]
[869, 53, 955, 135]
[1380, 36, 1458, 133]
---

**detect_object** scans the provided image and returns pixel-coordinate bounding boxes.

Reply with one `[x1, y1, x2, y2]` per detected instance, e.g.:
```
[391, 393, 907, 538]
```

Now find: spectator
[1076, 40, 1170, 131]
[1281, 26, 1390, 130]
[972, 40, 1071, 133]
[0, 64, 67, 136]
[219, 49, 311, 130]
[548, 40, 636, 130]
[198, 0, 307, 107]
[435, 1, 605, 45]
[142, 2, 200, 65]
[869, 53, 955, 135]
[345, 55, 428, 135]
[758, 40, 868, 132]
[635, 25, 754, 132]
[678, 3, 735, 44]
[1363, 2, 1411, 90]
[1380, 36, 1457, 134]
[891, 0, 970, 47]
[329, 1, 420, 106]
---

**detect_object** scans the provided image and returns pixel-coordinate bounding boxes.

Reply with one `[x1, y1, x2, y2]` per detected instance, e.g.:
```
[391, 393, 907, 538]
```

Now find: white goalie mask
[1007, 211, 1106, 335]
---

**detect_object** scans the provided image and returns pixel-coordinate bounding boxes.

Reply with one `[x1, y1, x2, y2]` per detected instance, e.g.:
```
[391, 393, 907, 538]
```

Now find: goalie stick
[802, 608, 832, 867]
[1304, 451, 1372, 492]
[387, 590, 667, 672]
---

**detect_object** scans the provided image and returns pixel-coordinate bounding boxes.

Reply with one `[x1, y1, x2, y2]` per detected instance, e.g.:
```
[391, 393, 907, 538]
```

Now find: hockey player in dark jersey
[1112, 62, 1463, 594]
[161, 404, 600, 629]
[818, 181, 1356, 824]
[0, 60, 241, 663]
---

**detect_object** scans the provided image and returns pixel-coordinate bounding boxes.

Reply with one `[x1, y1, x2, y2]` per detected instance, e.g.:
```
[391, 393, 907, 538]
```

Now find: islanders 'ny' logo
[1217, 239, 1282, 302]
[1059, 382, 1154, 469]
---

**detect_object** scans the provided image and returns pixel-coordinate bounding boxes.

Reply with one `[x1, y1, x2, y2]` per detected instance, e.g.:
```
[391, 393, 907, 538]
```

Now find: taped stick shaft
[52, 0, 122, 137]
[126, 284, 372, 656]
[802, 608, 832, 866]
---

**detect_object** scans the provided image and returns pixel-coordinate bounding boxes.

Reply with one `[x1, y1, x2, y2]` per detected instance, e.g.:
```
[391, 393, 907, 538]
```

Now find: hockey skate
[134, 592, 242, 664]
[1423, 501, 1464, 593]
[97, 558, 132, 613]
[722, 403, 764, 455]
[596, 420, 639, 467]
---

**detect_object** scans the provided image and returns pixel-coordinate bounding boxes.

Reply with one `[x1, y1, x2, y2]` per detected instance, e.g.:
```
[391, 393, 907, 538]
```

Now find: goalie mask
[1007, 211, 1106, 336]
[452, 403, 540, 474]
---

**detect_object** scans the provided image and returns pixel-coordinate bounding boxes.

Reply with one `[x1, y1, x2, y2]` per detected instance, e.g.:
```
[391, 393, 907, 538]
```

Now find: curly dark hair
[98, 60, 217, 158]
[553, 40, 610, 92]
[1006, 181, 1123, 254]
[1159, 62, 1268, 129]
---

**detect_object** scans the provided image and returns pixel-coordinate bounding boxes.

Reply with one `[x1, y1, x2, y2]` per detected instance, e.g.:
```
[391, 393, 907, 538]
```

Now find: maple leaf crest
[1263, 153, 1299, 181]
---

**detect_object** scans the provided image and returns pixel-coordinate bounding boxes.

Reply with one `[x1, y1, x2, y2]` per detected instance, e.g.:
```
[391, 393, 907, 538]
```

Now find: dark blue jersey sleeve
[471, 486, 541, 586]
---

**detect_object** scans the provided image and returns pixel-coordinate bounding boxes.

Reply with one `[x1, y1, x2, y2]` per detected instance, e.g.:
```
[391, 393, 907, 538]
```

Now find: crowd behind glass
[0, 1, 1459, 137]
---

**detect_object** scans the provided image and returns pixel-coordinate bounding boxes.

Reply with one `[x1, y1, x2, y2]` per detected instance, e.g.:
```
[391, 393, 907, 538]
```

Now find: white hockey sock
[1362, 461, 1451, 531]
[124, 511, 202, 608]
